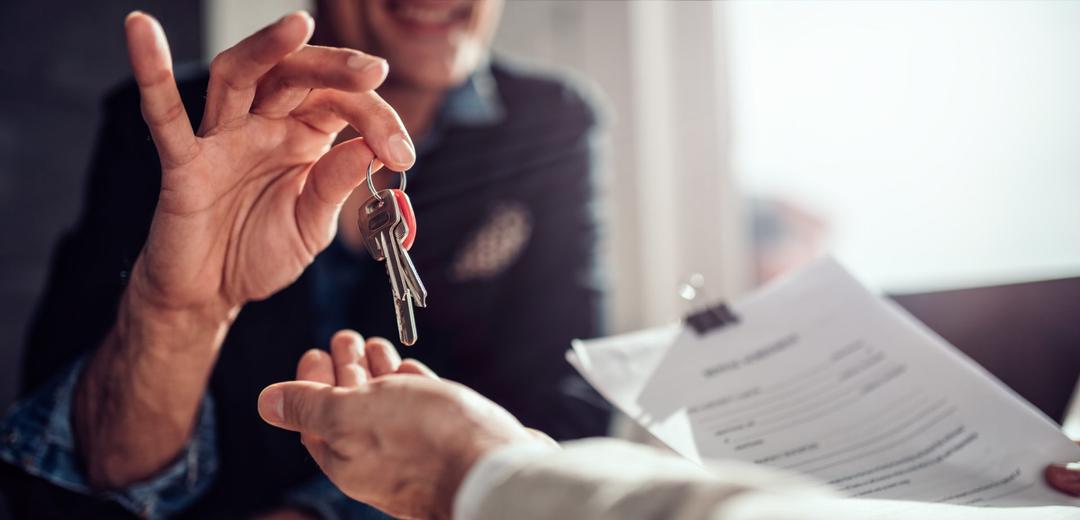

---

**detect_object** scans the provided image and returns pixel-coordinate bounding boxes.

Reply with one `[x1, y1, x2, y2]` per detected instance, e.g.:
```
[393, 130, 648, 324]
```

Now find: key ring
[367, 158, 407, 202]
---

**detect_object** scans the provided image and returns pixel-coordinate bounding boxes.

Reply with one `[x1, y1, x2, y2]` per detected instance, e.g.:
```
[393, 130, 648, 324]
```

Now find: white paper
[570, 258, 1080, 508]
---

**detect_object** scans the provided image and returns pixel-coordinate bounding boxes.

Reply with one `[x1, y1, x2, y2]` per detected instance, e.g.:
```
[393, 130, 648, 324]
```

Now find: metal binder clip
[680, 273, 739, 335]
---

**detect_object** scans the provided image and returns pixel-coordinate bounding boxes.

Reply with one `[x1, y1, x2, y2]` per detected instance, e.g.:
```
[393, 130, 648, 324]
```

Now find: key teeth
[397, 292, 418, 346]
[412, 291, 428, 308]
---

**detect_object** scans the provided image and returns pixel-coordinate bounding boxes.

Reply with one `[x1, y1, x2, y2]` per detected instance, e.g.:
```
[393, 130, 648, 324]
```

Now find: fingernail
[261, 388, 284, 424]
[387, 134, 416, 166]
[1054, 462, 1080, 473]
[285, 10, 313, 23]
[347, 54, 385, 74]
[1048, 463, 1080, 486]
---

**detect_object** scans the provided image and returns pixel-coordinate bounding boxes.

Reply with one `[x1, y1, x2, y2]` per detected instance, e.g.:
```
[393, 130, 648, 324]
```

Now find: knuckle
[284, 392, 309, 426]
[210, 55, 247, 92]
[208, 53, 231, 78]
[143, 100, 186, 127]
[136, 68, 175, 89]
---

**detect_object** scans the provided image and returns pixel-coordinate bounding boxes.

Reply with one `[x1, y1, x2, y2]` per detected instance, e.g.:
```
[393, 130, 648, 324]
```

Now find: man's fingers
[297, 348, 335, 385]
[366, 337, 402, 377]
[330, 330, 369, 387]
[398, 359, 439, 379]
[124, 12, 198, 168]
[295, 349, 334, 448]
[293, 137, 376, 252]
[201, 11, 313, 131]
[258, 381, 334, 433]
[1046, 463, 1080, 497]
[251, 46, 388, 118]
[291, 89, 416, 172]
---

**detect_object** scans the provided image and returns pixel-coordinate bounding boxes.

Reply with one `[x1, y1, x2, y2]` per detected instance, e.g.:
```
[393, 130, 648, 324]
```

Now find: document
[569, 258, 1080, 508]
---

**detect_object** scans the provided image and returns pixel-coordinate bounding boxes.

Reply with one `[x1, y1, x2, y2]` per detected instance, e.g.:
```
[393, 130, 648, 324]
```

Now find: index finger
[124, 12, 198, 168]
[297, 348, 335, 385]
[291, 89, 416, 172]
[331, 330, 370, 387]
[365, 337, 402, 378]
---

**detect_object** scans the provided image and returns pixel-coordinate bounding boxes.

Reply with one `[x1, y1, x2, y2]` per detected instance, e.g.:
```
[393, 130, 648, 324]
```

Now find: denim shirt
[0, 357, 218, 518]
[0, 67, 504, 520]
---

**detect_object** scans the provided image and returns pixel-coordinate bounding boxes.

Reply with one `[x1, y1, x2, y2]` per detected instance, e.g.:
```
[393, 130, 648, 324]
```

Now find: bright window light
[726, 0, 1080, 292]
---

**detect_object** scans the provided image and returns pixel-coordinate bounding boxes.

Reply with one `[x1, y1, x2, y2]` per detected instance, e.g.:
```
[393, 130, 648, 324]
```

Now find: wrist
[75, 274, 236, 488]
[123, 264, 239, 344]
[117, 281, 238, 361]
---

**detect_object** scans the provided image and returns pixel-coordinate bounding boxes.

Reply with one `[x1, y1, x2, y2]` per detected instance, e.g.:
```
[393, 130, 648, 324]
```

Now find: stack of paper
[569, 259, 1080, 508]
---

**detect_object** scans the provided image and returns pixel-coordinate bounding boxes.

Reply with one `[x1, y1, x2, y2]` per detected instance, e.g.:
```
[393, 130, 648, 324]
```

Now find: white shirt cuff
[453, 442, 558, 520]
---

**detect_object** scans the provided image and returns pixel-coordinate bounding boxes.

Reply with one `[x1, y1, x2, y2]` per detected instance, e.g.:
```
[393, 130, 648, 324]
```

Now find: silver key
[382, 231, 418, 345]
[358, 189, 422, 345]
[386, 191, 427, 307]
[393, 232, 428, 308]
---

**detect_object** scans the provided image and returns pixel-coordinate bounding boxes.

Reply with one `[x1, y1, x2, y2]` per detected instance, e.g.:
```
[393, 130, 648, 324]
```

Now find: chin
[363, 0, 498, 89]
[383, 0, 474, 34]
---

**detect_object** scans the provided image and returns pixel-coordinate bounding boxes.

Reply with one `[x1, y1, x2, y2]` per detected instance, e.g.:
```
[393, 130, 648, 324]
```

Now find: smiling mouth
[387, 0, 471, 30]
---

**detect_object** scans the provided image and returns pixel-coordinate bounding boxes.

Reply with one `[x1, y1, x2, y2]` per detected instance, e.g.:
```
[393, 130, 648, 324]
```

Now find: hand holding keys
[357, 159, 427, 345]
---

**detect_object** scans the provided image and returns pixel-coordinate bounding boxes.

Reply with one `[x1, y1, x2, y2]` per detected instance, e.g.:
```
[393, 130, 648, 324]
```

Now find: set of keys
[357, 159, 427, 345]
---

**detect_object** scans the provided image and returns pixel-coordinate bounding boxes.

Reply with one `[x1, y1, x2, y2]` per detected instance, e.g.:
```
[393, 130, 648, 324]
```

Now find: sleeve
[463, 439, 1076, 520]
[462, 438, 821, 520]
[4, 82, 215, 517]
[467, 84, 612, 441]
[0, 356, 218, 519]
[453, 443, 560, 520]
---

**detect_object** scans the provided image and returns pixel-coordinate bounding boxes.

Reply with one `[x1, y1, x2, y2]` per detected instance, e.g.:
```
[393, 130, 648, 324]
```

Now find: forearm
[74, 282, 236, 489]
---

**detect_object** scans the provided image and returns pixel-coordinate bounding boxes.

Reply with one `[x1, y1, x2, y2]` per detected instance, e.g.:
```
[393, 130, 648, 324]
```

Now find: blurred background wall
[0, 0, 202, 430]
[0, 3, 202, 516]
[727, 1, 1080, 291]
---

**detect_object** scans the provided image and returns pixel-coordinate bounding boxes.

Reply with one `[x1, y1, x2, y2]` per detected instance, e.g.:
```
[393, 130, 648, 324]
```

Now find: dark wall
[0, 2, 201, 515]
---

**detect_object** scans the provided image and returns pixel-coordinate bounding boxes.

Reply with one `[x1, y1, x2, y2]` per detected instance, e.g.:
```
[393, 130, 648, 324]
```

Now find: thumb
[1046, 462, 1080, 497]
[1045, 440, 1080, 497]
[258, 381, 334, 432]
[294, 137, 378, 253]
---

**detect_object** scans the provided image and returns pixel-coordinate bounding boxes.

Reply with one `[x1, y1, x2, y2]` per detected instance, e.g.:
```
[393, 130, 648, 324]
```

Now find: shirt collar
[437, 64, 505, 128]
[414, 63, 504, 158]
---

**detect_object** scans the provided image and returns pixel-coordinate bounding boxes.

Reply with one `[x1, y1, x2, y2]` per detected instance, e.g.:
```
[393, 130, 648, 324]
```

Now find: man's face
[319, 0, 503, 89]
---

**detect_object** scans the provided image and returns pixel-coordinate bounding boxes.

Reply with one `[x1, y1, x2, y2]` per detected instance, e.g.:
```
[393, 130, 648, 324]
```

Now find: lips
[387, 0, 470, 30]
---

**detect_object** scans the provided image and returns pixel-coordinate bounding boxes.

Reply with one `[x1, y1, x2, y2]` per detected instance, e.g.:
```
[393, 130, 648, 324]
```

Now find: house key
[357, 159, 427, 345]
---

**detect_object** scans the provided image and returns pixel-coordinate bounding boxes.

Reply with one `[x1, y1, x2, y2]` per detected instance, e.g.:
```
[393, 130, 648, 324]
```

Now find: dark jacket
[6, 61, 610, 518]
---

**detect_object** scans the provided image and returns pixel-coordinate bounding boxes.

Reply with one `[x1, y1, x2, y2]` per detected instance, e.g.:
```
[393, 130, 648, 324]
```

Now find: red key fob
[391, 189, 416, 251]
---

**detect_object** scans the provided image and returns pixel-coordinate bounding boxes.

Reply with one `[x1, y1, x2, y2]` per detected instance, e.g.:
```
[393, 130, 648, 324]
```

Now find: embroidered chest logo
[450, 201, 533, 282]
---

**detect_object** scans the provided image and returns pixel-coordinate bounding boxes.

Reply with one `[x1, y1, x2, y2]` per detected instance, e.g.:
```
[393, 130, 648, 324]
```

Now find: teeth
[397, 5, 455, 24]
